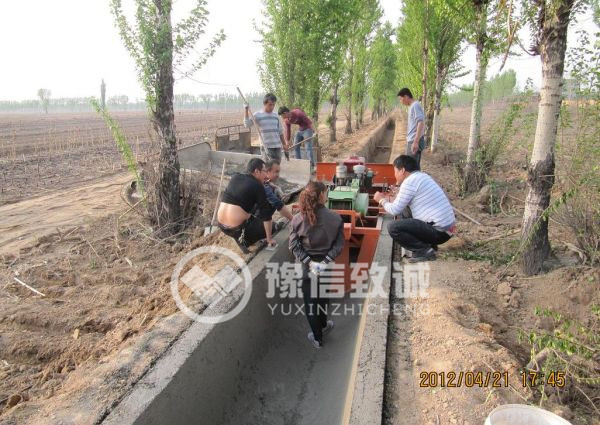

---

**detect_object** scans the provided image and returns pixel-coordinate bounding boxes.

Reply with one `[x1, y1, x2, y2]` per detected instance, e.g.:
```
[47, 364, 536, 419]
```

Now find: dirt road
[0, 172, 131, 256]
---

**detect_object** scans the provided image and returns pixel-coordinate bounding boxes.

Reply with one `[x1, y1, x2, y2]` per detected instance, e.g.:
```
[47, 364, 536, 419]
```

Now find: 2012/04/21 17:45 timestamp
[418, 371, 566, 388]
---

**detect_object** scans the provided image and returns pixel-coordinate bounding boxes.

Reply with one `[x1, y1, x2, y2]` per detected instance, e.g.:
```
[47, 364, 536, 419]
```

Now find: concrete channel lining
[102, 222, 394, 425]
[104, 118, 397, 424]
[177, 141, 311, 187]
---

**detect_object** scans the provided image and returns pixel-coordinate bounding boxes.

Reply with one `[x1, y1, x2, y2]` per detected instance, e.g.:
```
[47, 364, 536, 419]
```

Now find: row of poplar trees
[259, 0, 594, 275]
[108, 0, 592, 276]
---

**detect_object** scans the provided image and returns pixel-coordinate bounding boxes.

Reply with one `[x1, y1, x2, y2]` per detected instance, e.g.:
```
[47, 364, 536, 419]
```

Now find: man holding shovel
[278, 106, 315, 167]
[243, 93, 288, 161]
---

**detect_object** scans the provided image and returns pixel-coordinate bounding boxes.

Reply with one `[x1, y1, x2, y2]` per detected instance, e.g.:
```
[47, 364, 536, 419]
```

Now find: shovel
[204, 158, 227, 236]
[237, 87, 289, 161]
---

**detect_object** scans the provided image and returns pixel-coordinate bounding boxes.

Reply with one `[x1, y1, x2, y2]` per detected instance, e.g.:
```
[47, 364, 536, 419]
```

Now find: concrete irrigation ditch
[102, 116, 399, 425]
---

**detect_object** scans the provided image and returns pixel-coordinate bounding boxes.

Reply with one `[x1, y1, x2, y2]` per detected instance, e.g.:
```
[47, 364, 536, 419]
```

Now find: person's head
[263, 93, 277, 113]
[299, 181, 328, 226]
[397, 88, 414, 106]
[277, 106, 291, 119]
[247, 158, 267, 182]
[265, 159, 281, 182]
[392, 155, 418, 184]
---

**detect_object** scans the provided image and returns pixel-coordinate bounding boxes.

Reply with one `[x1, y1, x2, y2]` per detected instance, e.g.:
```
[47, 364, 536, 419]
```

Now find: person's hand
[309, 261, 327, 276]
[411, 141, 419, 154]
[243, 102, 249, 110]
[373, 191, 384, 203]
[266, 238, 276, 247]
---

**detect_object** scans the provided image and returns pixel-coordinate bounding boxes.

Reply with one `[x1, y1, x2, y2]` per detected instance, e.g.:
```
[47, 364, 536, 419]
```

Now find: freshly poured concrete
[103, 229, 373, 425]
[103, 124, 396, 425]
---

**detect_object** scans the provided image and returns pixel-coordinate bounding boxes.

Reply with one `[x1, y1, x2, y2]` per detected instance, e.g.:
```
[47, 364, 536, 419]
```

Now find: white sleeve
[383, 180, 416, 215]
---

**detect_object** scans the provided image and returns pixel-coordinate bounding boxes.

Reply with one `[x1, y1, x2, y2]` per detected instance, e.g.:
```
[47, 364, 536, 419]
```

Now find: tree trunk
[101, 79, 106, 110]
[521, 0, 573, 275]
[431, 65, 443, 153]
[358, 104, 364, 127]
[330, 83, 338, 143]
[421, 0, 429, 110]
[464, 0, 489, 193]
[424, 96, 435, 144]
[345, 53, 354, 134]
[153, 0, 181, 233]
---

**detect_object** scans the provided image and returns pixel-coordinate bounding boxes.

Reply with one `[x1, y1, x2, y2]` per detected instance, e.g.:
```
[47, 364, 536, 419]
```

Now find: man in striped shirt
[243, 93, 287, 161]
[374, 155, 456, 262]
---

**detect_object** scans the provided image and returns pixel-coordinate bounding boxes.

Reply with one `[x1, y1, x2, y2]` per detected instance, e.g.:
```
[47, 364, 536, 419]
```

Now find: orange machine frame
[314, 162, 397, 187]
[292, 162, 395, 293]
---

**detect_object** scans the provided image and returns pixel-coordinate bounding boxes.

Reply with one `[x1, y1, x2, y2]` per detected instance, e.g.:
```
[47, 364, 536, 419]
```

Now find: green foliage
[109, 0, 225, 113]
[519, 306, 600, 409]
[447, 70, 518, 107]
[396, 0, 467, 124]
[457, 93, 529, 194]
[91, 98, 145, 201]
[37, 88, 51, 114]
[553, 29, 600, 265]
[396, 0, 433, 99]
[446, 247, 516, 266]
[258, 0, 358, 120]
[340, 0, 381, 126]
[369, 22, 398, 117]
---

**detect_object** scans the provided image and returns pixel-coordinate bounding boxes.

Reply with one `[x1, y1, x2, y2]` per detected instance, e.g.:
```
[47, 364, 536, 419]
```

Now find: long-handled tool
[286, 133, 318, 152]
[205, 158, 227, 235]
[236, 87, 289, 161]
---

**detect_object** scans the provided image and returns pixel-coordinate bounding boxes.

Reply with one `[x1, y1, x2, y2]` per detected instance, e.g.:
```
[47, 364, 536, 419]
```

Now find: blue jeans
[406, 136, 426, 170]
[294, 128, 315, 166]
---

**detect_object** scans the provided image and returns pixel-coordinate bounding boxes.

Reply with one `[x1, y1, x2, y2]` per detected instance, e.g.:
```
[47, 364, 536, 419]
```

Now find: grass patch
[442, 238, 519, 266]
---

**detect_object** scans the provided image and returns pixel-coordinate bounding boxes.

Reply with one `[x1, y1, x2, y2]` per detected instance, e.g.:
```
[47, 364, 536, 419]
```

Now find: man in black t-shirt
[217, 158, 279, 252]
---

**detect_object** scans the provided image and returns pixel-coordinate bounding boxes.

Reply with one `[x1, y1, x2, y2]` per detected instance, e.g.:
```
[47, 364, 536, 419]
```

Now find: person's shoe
[322, 320, 334, 335]
[407, 247, 436, 263]
[401, 247, 413, 258]
[235, 239, 250, 254]
[274, 218, 288, 233]
[307, 332, 322, 349]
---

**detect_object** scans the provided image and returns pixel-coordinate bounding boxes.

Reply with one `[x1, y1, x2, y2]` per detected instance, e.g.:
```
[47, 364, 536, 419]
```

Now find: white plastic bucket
[484, 404, 572, 425]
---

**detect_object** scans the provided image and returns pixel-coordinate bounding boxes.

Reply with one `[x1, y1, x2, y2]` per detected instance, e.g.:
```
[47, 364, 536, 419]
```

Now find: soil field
[0, 110, 374, 206]
[0, 111, 381, 424]
[0, 105, 596, 424]
[0, 111, 244, 205]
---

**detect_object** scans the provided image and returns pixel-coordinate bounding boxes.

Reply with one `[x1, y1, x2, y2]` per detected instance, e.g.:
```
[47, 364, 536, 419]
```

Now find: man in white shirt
[398, 88, 425, 169]
[374, 155, 456, 262]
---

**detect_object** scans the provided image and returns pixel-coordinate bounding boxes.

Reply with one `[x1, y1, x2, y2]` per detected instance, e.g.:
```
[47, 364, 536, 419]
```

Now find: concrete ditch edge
[347, 215, 393, 425]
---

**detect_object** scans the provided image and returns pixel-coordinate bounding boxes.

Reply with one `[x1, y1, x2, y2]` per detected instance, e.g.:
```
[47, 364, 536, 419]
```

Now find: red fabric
[284, 108, 313, 141]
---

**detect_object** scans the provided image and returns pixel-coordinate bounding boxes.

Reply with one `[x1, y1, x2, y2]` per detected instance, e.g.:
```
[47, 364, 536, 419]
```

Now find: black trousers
[218, 215, 273, 247]
[388, 218, 451, 252]
[301, 264, 328, 343]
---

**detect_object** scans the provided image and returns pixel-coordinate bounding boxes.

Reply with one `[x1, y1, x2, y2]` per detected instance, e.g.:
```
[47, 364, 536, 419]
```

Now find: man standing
[278, 106, 315, 167]
[244, 93, 287, 161]
[217, 158, 279, 253]
[374, 155, 456, 262]
[397, 88, 425, 169]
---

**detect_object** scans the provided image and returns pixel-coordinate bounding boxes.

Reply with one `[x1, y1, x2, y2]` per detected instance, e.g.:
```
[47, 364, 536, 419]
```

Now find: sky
[0, 0, 596, 102]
